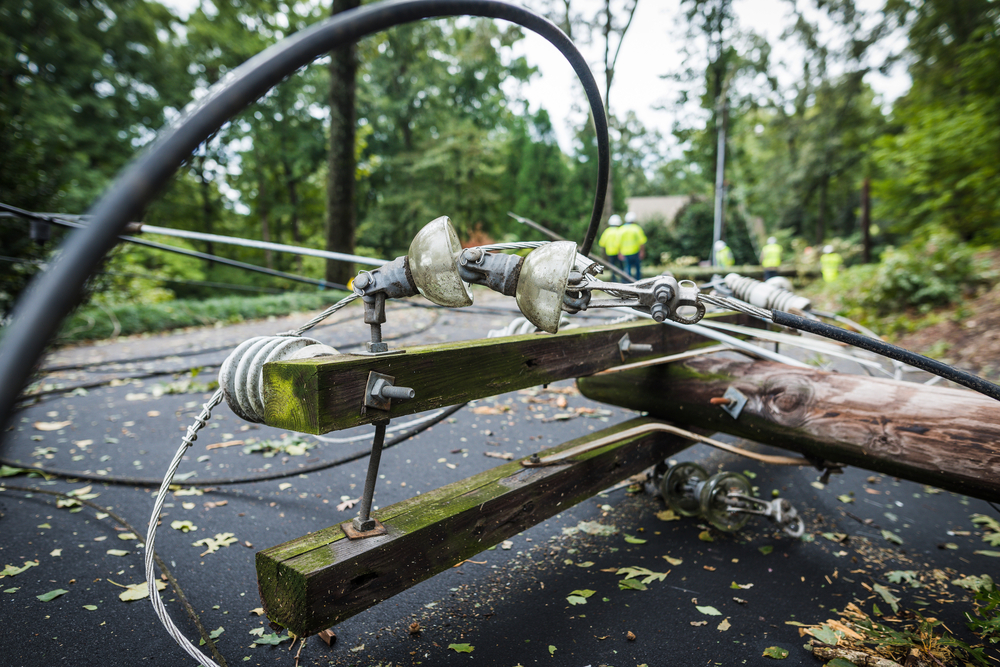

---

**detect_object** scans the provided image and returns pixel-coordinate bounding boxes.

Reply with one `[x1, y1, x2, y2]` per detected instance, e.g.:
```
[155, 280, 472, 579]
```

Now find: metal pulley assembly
[659, 462, 804, 537]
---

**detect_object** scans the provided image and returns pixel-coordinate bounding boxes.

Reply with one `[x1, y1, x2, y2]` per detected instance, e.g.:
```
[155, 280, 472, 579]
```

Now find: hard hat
[625, 212, 637, 224]
[823, 245, 834, 253]
[608, 214, 622, 226]
[767, 236, 777, 244]
[714, 240, 727, 250]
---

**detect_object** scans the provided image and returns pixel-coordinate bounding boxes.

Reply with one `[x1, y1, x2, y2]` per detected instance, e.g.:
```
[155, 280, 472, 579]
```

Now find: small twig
[293, 636, 305, 666]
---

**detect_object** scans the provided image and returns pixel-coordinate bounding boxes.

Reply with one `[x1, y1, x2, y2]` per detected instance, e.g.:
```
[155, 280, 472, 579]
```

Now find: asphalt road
[1, 291, 998, 667]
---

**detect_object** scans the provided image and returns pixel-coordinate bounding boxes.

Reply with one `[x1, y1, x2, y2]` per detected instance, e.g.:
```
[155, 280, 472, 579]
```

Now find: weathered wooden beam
[255, 417, 691, 636]
[577, 356, 1000, 502]
[262, 316, 743, 434]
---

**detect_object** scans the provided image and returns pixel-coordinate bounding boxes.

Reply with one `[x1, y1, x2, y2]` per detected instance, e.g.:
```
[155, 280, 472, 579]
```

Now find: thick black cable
[0, 205, 347, 290]
[0, 402, 467, 487]
[771, 309, 1000, 402]
[0, 0, 608, 433]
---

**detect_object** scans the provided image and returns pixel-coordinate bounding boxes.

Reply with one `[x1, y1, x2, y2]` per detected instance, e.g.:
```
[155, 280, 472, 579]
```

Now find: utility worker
[598, 214, 624, 281]
[821, 244, 843, 283]
[760, 236, 782, 281]
[618, 212, 647, 281]
[714, 239, 734, 268]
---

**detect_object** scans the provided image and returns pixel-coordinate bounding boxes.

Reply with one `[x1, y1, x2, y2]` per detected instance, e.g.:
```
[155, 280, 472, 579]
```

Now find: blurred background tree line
[1, 0, 997, 326]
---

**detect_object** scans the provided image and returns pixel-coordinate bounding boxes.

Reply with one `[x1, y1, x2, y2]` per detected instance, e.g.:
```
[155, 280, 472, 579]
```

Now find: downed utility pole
[577, 355, 1000, 502]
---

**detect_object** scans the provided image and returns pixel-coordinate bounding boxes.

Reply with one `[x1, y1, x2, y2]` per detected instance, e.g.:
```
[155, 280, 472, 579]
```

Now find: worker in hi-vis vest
[598, 214, 624, 281]
[617, 212, 647, 281]
[821, 244, 843, 283]
[760, 236, 782, 281]
[714, 239, 734, 268]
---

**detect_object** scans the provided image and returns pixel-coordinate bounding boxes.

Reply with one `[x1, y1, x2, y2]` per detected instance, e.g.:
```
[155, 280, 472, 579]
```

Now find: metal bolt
[380, 384, 415, 400]
[354, 273, 370, 290]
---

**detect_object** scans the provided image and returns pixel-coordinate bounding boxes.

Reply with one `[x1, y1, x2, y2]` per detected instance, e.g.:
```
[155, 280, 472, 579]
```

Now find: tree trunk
[325, 0, 361, 287]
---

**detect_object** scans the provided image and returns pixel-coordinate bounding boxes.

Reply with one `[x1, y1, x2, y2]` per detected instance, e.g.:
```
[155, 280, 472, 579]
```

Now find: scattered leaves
[83, 604, 98, 611]
[617, 566, 668, 585]
[117, 532, 137, 541]
[112, 579, 166, 602]
[881, 530, 903, 545]
[663, 556, 683, 566]
[717, 618, 731, 631]
[253, 632, 292, 646]
[624, 534, 647, 544]
[199, 627, 224, 646]
[696, 605, 722, 616]
[872, 583, 900, 613]
[655, 509, 680, 522]
[33, 420, 72, 431]
[106, 549, 129, 557]
[698, 530, 714, 542]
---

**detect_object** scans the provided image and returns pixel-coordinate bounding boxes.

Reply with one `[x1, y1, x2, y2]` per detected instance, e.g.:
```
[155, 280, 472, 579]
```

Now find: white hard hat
[625, 212, 637, 223]
[714, 240, 727, 250]
[608, 214, 622, 226]
[823, 245, 834, 253]
[767, 236, 777, 244]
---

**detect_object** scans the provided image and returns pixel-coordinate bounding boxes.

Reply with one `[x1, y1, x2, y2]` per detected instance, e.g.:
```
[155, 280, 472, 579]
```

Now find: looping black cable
[0, 0, 609, 431]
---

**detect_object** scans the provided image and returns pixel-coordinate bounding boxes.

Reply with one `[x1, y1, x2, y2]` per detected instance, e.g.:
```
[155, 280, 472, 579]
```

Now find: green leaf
[974, 550, 1000, 557]
[566, 595, 587, 606]
[0, 465, 28, 478]
[618, 578, 647, 591]
[253, 632, 292, 646]
[0, 560, 39, 578]
[569, 589, 596, 599]
[759, 545, 773, 555]
[624, 534, 647, 544]
[822, 532, 847, 543]
[762, 646, 789, 659]
[106, 549, 129, 557]
[576, 561, 594, 568]
[808, 625, 840, 645]
[698, 530, 714, 542]
[836, 494, 854, 504]
[116, 579, 166, 602]
[886, 570, 920, 587]
[872, 583, 900, 613]
[952, 574, 994, 591]
[696, 605, 722, 616]
[617, 566, 668, 584]
[117, 532, 137, 541]
[36, 588, 68, 602]
[655, 509, 680, 522]
[881, 529, 903, 545]
[872, 602, 882, 616]
[448, 643, 474, 653]
[4, 587, 19, 593]
[200, 626, 225, 645]
[825, 659, 858, 667]
[82, 604, 98, 610]
[170, 520, 197, 533]
[548, 645, 556, 655]
[192, 532, 238, 556]
[663, 555, 683, 566]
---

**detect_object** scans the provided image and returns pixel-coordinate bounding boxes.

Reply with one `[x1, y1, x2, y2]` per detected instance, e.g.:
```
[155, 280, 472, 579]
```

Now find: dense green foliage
[2, 0, 999, 337]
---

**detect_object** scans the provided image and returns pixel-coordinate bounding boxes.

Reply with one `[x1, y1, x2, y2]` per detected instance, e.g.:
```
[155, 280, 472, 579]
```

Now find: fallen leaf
[626, 630, 636, 641]
[872, 583, 900, 613]
[117, 532, 137, 541]
[624, 534, 647, 544]
[548, 645, 556, 655]
[336, 497, 360, 511]
[974, 550, 1000, 557]
[566, 595, 588, 606]
[448, 643, 474, 653]
[113, 579, 166, 602]
[663, 556, 683, 566]
[618, 566, 668, 584]
[182, 502, 196, 510]
[807, 625, 840, 645]
[106, 549, 129, 557]
[881, 529, 903, 545]
[717, 618, 731, 631]
[33, 421, 72, 431]
[0, 560, 39, 578]
[696, 605, 722, 616]
[250, 607, 265, 616]
[37, 588, 68, 601]
[205, 440, 244, 450]
[574, 521, 617, 536]
[704, 566, 716, 572]
[146, 411, 160, 417]
[698, 530, 714, 542]
[278, 483, 292, 491]
[690, 621, 708, 626]
[49, 549, 62, 557]
[762, 646, 789, 659]
[500, 540, 513, 550]
[83, 604, 98, 610]
[836, 494, 854, 504]
[199, 626, 224, 645]
[483, 451, 514, 460]
[821, 532, 847, 543]
[577, 561, 594, 568]
[171, 520, 197, 533]
[759, 545, 774, 555]
[655, 509, 680, 522]
[618, 578, 647, 591]
[192, 533, 238, 556]
[253, 632, 292, 646]
[731, 582, 753, 590]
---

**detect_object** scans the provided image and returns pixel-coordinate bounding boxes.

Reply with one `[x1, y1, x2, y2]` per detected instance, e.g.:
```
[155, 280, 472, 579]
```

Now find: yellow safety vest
[618, 223, 647, 256]
[821, 252, 842, 282]
[598, 226, 622, 256]
[761, 243, 782, 268]
[716, 246, 734, 267]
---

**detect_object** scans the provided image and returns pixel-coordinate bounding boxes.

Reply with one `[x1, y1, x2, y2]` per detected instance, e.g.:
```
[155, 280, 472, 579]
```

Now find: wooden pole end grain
[254, 417, 693, 636]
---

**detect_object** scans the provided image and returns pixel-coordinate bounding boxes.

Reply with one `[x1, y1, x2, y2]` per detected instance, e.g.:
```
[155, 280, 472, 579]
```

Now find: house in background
[625, 195, 697, 227]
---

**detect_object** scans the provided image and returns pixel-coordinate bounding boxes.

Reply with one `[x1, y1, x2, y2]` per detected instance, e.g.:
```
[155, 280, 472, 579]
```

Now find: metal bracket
[720, 386, 747, 419]
[341, 519, 387, 539]
[362, 371, 415, 415]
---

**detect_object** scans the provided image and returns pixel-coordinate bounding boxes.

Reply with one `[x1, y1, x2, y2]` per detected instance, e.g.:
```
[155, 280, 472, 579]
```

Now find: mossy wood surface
[256, 417, 692, 636]
[262, 316, 742, 434]
[578, 356, 1000, 502]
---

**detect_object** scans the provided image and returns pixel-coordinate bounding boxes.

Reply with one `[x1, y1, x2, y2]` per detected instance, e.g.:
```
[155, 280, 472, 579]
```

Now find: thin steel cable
[145, 389, 225, 667]
[697, 293, 773, 321]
